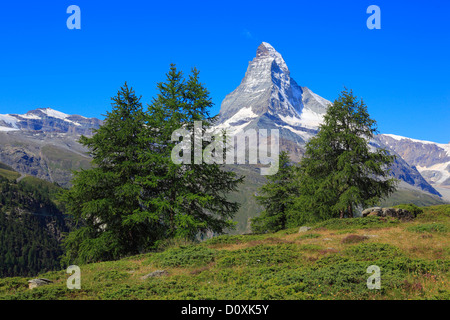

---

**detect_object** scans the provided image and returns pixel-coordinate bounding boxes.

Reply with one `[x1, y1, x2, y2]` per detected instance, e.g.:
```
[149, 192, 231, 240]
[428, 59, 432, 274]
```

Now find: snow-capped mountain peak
[256, 42, 289, 73]
[215, 42, 331, 154]
[0, 108, 101, 135]
[38, 108, 70, 120]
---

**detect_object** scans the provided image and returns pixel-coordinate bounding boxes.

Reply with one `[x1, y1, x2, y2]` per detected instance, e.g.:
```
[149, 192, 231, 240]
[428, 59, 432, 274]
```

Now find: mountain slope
[0, 174, 70, 277]
[0, 108, 101, 188]
[376, 134, 450, 187]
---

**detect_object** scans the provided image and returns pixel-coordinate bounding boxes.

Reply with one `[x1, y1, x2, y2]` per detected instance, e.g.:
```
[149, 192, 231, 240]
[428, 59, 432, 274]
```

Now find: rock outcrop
[28, 278, 53, 289]
[362, 207, 416, 221]
[140, 270, 169, 280]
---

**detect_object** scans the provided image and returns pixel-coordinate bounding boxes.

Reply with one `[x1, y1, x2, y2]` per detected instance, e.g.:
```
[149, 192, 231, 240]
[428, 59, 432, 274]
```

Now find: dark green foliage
[215, 244, 300, 267]
[93, 270, 130, 283]
[297, 233, 321, 240]
[344, 243, 404, 261]
[393, 204, 424, 217]
[61, 66, 242, 265]
[138, 65, 243, 240]
[251, 151, 296, 233]
[0, 176, 69, 277]
[313, 216, 399, 230]
[289, 88, 397, 225]
[61, 82, 158, 265]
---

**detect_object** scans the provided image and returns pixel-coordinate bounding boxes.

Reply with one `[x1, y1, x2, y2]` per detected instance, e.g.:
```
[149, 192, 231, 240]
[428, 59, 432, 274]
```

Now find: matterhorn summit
[215, 42, 331, 159]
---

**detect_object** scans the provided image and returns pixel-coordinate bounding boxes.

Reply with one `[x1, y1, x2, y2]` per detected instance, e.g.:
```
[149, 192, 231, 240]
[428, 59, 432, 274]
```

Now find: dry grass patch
[341, 234, 369, 244]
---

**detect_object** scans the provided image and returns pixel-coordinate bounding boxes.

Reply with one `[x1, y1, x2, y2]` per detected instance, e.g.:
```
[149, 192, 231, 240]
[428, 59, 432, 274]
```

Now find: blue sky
[0, 0, 448, 143]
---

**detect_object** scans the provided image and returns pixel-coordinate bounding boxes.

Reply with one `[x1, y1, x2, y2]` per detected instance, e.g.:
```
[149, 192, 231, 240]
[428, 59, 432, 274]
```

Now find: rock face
[370, 138, 442, 197]
[362, 207, 416, 220]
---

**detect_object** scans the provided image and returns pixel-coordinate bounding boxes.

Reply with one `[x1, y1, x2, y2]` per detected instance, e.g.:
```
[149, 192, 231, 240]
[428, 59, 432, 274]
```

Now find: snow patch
[220, 107, 258, 127]
[279, 114, 302, 126]
[0, 114, 19, 128]
[298, 108, 324, 129]
[0, 126, 19, 132]
[276, 124, 315, 142]
[39, 108, 70, 120]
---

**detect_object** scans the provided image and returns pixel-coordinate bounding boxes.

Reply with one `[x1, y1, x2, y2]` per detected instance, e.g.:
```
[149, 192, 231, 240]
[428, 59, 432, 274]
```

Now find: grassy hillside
[0, 162, 20, 181]
[1, 204, 448, 300]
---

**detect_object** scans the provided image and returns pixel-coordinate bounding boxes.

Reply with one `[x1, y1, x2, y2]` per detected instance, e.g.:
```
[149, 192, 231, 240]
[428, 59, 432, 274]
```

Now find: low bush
[148, 245, 217, 268]
[314, 216, 399, 230]
[344, 243, 404, 261]
[216, 244, 300, 268]
[407, 223, 448, 233]
[393, 204, 424, 216]
[203, 234, 266, 245]
[298, 233, 321, 240]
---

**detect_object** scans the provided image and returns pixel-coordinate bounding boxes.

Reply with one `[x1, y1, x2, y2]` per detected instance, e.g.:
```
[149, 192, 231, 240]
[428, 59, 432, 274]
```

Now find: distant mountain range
[376, 134, 450, 188]
[0, 42, 447, 232]
[0, 108, 101, 188]
[0, 108, 101, 135]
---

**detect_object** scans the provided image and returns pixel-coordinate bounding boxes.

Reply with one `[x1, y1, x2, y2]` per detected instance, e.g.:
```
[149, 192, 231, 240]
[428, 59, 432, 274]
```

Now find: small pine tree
[290, 88, 397, 224]
[251, 151, 296, 233]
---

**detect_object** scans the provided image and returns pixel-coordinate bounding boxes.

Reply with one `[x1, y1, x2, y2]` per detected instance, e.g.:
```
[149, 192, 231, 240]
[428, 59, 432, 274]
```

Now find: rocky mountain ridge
[0, 108, 101, 135]
[375, 134, 450, 187]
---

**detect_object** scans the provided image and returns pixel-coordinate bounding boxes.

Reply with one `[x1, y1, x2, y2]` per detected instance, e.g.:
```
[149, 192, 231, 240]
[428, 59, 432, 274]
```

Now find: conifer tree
[289, 88, 397, 224]
[62, 66, 243, 264]
[61, 83, 160, 264]
[250, 151, 296, 233]
[136, 65, 243, 240]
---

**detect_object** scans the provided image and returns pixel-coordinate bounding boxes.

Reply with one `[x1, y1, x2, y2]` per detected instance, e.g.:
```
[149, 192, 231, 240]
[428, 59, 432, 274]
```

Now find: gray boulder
[382, 207, 415, 220]
[141, 270, 169, 280]
[362, 207, 415, 221]
[362, 207, 382, 217]
[28, 278, 52, 289]
[298, 226, 312, 233]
